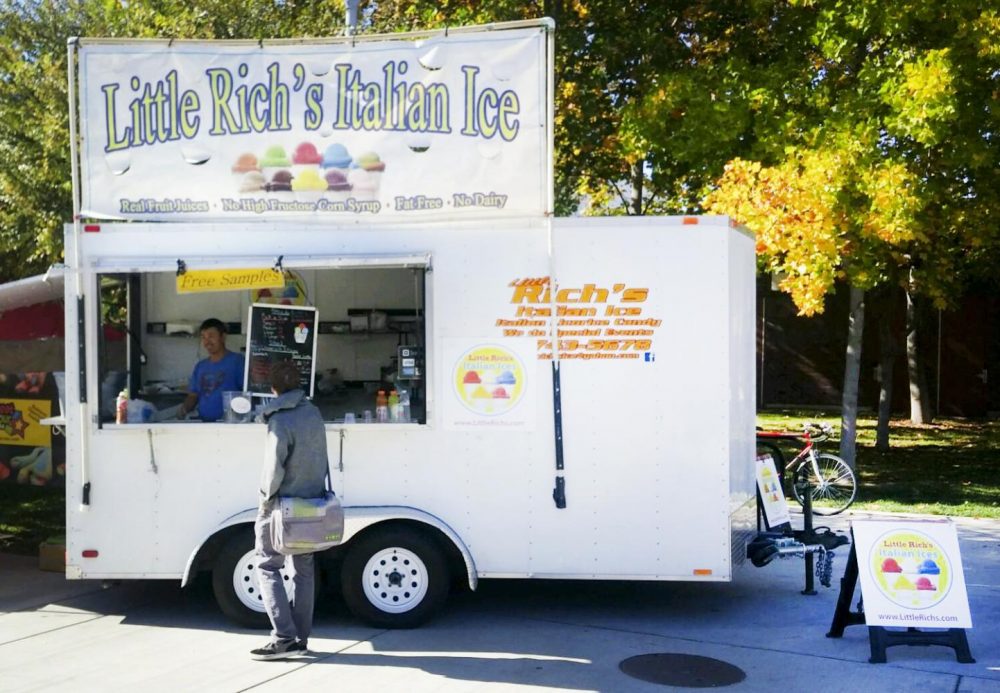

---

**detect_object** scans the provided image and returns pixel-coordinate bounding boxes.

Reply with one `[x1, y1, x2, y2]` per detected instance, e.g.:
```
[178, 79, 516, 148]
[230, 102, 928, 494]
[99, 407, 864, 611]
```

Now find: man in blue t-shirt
[177, 318, 245, 422]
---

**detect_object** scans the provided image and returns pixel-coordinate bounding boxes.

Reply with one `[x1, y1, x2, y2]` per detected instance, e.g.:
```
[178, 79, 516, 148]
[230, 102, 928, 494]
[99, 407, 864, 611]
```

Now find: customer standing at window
[251, 360, 328, 660]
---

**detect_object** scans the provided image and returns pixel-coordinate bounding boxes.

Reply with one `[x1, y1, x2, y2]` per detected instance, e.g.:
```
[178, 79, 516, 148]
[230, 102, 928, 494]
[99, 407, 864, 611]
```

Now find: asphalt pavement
[1, 511, 998, 692]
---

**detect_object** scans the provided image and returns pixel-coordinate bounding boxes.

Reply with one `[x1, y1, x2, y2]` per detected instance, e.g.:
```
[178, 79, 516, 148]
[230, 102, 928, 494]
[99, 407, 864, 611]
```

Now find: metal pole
[345, 0, 359, 36]
[67, 37, 91, 509]
[541, 22, 565, 508]
[801, 487, 817, 595]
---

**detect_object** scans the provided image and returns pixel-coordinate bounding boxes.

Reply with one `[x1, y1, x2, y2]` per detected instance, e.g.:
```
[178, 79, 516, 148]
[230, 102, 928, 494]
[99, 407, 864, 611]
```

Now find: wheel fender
[181, 507, 257, 587]
[181, 505, 477, 591]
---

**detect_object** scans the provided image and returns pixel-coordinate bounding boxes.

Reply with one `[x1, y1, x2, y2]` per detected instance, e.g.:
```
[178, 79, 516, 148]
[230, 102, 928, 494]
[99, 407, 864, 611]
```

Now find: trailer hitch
[747, 529, 849, 588]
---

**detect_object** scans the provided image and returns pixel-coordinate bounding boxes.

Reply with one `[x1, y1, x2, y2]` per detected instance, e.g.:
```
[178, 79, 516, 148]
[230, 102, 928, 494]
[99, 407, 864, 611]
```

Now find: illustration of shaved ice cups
[260, 145, 291, 181]
[470, 385, 492, 408]
[231, 152, 260, 188]
[348, 151, 385, 200]
[324, 170, 353, 202]
[492, 386, 509, 400]
[880, 558, 903, 573]
[462, 370, 482, 398]
[918, 558, 941, 575]
[892, 574, 915, 590]
[265, 169, 294, 196]
[915, 576, 937, 592]
[495, 370, 516, 387]
[291, 141, 323, 176]
[291, 167, 328, 202]
[321, 143, 352, 174]
[238, 171, 266, 194]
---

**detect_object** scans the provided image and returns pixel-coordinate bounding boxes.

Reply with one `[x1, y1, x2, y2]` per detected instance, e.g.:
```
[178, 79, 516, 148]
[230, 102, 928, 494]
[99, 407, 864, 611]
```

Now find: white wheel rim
[361, 546, 429, 614]
[231, 547, 294, 613]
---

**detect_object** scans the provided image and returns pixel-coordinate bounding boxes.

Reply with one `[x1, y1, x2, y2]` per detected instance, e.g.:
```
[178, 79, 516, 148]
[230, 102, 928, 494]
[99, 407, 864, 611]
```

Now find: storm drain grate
[619, 653, 746, 688]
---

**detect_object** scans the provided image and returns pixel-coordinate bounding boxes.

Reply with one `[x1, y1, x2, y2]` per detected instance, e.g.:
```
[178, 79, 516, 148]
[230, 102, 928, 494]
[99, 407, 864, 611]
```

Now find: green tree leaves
[708, 1, 999, 314]
[0, 0, 351, 283]
[1, 0, 996, 307]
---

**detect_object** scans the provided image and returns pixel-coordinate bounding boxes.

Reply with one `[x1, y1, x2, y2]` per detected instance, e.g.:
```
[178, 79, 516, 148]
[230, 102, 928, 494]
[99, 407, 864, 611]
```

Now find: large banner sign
[76, 27, 549, 221]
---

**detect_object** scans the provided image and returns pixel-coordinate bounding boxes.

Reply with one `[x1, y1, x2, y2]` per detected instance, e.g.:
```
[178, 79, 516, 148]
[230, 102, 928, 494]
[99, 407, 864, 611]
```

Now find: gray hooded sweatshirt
[258, 389, 329, 509]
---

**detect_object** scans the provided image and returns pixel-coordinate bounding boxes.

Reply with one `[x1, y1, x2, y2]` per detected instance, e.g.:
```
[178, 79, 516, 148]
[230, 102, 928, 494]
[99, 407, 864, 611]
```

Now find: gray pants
[255, 515, 315, 643]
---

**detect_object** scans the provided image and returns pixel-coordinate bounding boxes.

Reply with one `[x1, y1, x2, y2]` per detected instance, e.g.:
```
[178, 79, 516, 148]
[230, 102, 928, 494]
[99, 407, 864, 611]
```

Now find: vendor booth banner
[76, 27, 549, 222]
[0, 373, 64, 487]
[0, 398, 51, 449]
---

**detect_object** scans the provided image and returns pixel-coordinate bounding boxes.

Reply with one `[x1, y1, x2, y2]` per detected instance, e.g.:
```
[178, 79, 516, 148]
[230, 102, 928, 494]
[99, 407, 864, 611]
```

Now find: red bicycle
[756, 422, 857, 515]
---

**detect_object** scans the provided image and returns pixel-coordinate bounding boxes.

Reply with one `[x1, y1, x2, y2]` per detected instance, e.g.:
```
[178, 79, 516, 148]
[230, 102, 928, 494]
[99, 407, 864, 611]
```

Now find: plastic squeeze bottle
[116, 389, 129, 424]
[375, 390, 389, 423]
[388, 390, 400, 422]
[398, 388, 411, 423]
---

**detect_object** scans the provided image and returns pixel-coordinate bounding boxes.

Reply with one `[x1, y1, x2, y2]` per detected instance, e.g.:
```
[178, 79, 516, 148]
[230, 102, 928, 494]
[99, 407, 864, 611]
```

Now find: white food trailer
[61, 21, 756, 628]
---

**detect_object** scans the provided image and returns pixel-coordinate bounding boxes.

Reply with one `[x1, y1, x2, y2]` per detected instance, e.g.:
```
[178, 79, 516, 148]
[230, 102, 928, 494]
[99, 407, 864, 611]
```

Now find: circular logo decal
[453, 344, 525, 416]
[868, 529, 952, 609]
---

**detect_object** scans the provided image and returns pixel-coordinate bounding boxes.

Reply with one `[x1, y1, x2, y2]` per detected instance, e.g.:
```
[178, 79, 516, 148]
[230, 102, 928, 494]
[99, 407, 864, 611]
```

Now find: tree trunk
[839, 285, 865, 468]
[906, 284, 934, 424]
[630, 160, 644, 215]
[875, 289, 896, 452]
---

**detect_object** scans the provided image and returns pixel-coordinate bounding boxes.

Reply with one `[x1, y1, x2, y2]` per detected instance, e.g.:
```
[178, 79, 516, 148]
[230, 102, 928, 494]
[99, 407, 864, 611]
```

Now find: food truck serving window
[94, 260, 427, 426]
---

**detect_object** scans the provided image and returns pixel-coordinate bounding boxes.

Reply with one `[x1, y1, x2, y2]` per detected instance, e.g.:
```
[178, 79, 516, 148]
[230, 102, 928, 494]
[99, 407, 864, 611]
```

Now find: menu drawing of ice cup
[294, 322, 309, 344]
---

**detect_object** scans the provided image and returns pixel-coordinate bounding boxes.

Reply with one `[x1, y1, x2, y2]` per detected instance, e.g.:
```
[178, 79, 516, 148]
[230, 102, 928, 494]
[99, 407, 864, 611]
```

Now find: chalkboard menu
[245, 303, 318, 397]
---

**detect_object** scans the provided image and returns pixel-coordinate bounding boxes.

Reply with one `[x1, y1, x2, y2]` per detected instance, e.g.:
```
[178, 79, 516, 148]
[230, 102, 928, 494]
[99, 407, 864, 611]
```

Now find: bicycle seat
[756, 430, 802, 440]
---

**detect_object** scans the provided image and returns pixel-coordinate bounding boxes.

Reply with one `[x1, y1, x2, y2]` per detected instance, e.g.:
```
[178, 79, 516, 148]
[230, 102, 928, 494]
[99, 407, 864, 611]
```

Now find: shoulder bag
[269, 466, 344, 555]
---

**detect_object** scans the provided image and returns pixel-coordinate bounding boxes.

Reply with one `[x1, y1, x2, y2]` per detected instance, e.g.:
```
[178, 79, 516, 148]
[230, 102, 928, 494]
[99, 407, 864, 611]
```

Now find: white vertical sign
[755, 455, 791, 528]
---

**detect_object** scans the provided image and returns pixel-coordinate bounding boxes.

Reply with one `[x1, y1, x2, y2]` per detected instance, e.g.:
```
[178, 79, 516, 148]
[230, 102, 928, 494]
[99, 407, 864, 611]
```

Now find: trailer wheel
[211, 528, 292, 629]
[341, 526, 450, 628]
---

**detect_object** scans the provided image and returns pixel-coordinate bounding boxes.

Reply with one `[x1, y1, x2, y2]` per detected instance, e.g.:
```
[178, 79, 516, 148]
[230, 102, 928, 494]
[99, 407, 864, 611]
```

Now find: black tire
[211, 528, 275, 629]
[341, 526, 450, 628]
[792, 453, 858, 515]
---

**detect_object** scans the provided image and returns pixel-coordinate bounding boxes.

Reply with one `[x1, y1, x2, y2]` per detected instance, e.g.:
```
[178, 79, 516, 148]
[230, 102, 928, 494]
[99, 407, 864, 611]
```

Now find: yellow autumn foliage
[706, 150, 851, 316]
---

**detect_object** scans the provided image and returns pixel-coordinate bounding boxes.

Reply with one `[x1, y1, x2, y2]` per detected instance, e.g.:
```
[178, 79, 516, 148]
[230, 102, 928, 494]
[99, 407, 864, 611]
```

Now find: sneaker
[295, 639, 309, 655]
[250, 639, 302, 661]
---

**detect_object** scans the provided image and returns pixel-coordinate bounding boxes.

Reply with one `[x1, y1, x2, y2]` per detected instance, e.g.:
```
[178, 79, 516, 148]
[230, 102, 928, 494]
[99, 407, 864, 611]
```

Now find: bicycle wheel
[792, 453, 857, 515]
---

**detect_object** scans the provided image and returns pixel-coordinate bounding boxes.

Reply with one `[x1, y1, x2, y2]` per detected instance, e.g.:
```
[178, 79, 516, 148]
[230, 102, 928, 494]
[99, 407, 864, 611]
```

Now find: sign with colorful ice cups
[852, 519, 972, 628]
[755, 454, 791, 529]
[442, 339, 535, 430]
[73, 24, 549, 222]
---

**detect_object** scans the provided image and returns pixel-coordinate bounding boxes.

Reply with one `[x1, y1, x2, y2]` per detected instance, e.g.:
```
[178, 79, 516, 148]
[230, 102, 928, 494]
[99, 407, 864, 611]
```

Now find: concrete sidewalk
[2, 512, 998, 691]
